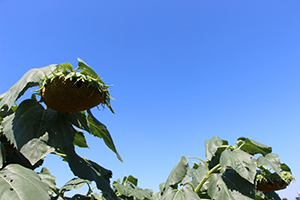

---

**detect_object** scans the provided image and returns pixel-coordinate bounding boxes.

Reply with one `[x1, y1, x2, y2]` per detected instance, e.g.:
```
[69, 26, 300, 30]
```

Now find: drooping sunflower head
[38, 58, 114, 113]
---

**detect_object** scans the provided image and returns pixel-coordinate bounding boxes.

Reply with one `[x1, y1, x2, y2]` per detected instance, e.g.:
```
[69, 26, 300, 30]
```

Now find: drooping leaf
[257, 153, 282, 178]
[63, 144, 117, 200]
[205, 136, 223, 161]
[2, 99, 56, 149]
[87, 109, 122, 162]
[236, 137, 272, 156]
[77, 58, 100, 80]
[220, 149, 256, 184]
[207, 174, 234, 200]
[0, 164, 49, 200]
[163, 156, 189, 190]
[59, 178, 91, 194]
[64, 111, 91, 132]
[0, 64, 57, 110]
[73, 130, 89, 148]
[1, 99, 75, 165]
[84, 158, 113, 183]
[19, 133, 54, 166]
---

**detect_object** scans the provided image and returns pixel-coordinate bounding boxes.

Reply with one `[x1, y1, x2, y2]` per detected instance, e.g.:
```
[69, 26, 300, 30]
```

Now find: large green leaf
[257, 153, 282, 178]
[222, 169, 255, 200]
[1, 99, 74, 165]
[37, 167, 56, 193]
[59, 178, 91, 194]
[87, 109, 122, 162]
[236, 137, 272, 156]
[205, 136, 223, 161]
[63, 144, 117, 200]
[189, 163, 207, 188]
[0, 64, 57, 110]
[220, 149, 256, 184]
[161, 186, 201, 200]
[163, 156, 189, 190]
[0, 164, 49, 200]
[207, 174, 234, 200]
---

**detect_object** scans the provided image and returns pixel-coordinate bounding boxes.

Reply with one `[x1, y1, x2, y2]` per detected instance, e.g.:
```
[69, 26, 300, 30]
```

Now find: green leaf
[207, 174, 234, 200]
[0, 164, 49, 200]
[19, 133, 54, 166]
[0, 64, 57, 110]
[220, 149, 256, 184]
[161, 186, 201, 200]
[73, 130, 89, 148]
[87, 109, 122, 162]
[189, 163, 207, 188]
[122, 175, 138, 186]
[64, 111, 90, 132]
[1, 99, 75, 165]
[77, 58, 100, 80]
[257, 153, 282, 178]
[63, 144, 117, 200]
[205, 136, 223, 161]
[222, 169, 255, 199]
[113, 181, 153, 200]
[38, 167, 56, 192]
[163, 156, 189, 190]
[59, 178, 91, 194]
[236, 137, 272, 156]
[84, 158, 113, 183]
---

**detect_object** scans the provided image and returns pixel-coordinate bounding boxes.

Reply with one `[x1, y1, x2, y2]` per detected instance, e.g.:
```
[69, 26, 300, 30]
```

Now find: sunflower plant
[0, 59, 295, 200]
[0, 58, 121, 200]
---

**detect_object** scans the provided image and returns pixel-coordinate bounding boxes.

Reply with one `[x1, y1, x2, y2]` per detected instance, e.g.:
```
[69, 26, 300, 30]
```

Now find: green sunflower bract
[38, 58, 114, 113]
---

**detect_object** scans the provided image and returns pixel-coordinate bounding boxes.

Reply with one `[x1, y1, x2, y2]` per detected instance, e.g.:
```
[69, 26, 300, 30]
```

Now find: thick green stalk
[194, 164, 222, 194]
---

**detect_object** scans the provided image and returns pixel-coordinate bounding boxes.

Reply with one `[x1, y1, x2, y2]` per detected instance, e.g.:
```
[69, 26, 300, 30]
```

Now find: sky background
[1, 0, 300, 199]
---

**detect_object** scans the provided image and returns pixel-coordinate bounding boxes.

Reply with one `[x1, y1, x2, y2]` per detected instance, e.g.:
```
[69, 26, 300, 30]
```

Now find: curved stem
[187, 156, 209, 172]
[194, 164, 222, 194]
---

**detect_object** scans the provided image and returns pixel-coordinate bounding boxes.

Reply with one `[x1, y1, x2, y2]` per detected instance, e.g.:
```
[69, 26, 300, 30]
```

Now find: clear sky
[1, 0, 300, 199]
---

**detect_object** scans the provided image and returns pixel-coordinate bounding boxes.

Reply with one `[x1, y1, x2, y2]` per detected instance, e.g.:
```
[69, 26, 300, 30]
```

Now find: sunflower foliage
[0, 59, 295, 200]
[0, 58, 121, 200]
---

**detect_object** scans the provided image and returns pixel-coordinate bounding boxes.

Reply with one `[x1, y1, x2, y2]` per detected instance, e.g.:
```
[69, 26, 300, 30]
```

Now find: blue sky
[1, 0, 300, 199]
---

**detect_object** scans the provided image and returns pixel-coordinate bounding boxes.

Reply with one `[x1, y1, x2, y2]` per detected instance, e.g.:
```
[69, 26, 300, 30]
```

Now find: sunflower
[38, 58, 114, 113]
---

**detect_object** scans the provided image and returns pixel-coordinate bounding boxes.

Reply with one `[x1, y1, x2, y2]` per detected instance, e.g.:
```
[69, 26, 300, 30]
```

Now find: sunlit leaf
[205, 136, 223, 161]
[220, 149, 256, 184]
[236, 137, 272, 156]
[59, 178, 91, 194]
[257, 153, 282, 178]
[0, 164, 49, 200]
[189, 163, 207, 188]
[37, 167, 56, 193]
[160, 186, 201, 200]
[73, 130, 89, 148]
[163, 156, 189, 190]
[0, 64, 57, 110]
